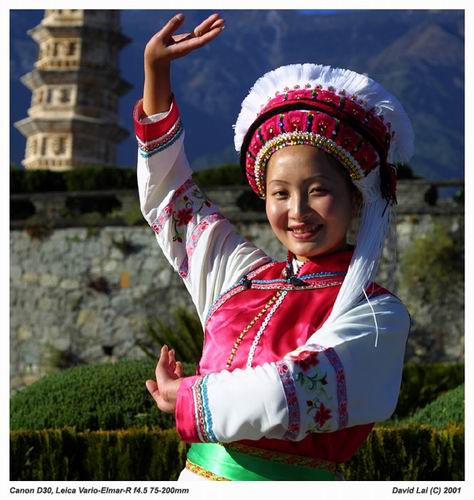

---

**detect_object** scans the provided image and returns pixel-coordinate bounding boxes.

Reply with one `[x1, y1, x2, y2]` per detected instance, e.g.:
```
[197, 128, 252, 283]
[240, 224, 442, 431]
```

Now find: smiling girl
[135, 13, 414, 481]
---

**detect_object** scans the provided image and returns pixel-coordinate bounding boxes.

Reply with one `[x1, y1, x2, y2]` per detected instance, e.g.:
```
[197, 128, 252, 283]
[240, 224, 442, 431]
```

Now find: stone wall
[10, 180, 464, 393]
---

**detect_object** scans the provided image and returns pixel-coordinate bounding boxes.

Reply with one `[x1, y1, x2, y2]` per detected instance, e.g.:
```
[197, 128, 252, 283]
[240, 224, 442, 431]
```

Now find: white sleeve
[134, 97, 271, 324]
[175, 293, 410, 443]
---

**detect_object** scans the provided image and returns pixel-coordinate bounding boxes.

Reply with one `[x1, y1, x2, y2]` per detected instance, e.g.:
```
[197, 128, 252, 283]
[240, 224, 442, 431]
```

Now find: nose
[289, 193, 311, 220]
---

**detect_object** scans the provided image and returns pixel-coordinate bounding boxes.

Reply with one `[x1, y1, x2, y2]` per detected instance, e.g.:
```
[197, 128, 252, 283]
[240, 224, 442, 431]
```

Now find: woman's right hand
[143, 13, 225, 116]
[144, 12, 225, 68]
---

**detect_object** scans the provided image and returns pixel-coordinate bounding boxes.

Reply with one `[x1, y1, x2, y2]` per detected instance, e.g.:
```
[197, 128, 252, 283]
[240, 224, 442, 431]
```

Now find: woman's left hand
[146, 345, 184, 413]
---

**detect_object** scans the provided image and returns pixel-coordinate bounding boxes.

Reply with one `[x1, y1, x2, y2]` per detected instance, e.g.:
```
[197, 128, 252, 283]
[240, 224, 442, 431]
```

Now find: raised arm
[136, 14, 270, 325]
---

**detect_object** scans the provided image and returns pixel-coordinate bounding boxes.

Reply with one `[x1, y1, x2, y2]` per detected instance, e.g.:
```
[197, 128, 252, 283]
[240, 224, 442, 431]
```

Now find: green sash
[187, 443, 336, 481]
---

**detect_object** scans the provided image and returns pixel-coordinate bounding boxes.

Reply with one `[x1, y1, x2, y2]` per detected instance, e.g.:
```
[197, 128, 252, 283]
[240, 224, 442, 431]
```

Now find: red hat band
[240, 87, 392, 199]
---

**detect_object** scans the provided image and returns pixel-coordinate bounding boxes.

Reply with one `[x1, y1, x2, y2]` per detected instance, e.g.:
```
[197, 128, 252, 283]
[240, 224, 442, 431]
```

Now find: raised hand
[145, 12, 225, 67]
[145, 345, 185, 414]
[143, 13, 225, 115]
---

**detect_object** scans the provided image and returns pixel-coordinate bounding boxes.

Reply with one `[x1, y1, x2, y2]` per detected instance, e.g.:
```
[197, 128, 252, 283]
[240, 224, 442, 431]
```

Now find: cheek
[314, 195, 352, 223]
[265, 201, 286, 230]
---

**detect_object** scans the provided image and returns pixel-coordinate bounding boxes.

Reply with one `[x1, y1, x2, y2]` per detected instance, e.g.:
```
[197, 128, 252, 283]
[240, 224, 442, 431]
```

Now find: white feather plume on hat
[233, 63, 415, 165]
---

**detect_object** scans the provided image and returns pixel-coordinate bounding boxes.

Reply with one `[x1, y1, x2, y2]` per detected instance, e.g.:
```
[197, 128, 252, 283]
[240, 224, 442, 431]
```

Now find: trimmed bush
[399, 222, 463, 303]
[339, 424, 464, 480]
[403, 384, 464, 429]
[10, 427, 187, 481]
[393, 363, 464, 419]
[10, 360, 197, 432]
[10, 425, 462, 481]
[192, 164, 245, 188]
[11, 360, 463, 432]
[10, 166, 138, 194]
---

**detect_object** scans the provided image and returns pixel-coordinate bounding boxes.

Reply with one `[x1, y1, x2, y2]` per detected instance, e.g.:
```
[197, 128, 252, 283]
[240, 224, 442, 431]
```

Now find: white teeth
[292, 227, 317, 233]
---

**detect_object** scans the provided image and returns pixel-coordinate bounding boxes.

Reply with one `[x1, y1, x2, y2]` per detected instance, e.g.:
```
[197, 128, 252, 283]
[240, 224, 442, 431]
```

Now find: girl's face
[265, 145, 360, 261]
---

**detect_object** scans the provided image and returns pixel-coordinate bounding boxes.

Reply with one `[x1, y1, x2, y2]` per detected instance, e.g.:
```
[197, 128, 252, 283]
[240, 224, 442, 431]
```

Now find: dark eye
[310, 187, 328, 194]
[272, 190, 288, 198]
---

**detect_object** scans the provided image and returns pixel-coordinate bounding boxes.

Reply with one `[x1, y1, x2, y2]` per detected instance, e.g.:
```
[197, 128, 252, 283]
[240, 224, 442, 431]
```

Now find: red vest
[199, 249, 389, 463]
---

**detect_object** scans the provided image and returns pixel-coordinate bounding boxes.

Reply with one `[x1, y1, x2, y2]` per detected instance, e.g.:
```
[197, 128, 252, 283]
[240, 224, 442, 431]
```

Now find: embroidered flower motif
[288, 348, 336, 432]
[289, 350, 320, 372]
[314, 402, 332, 427]
[176, 208, 193, 227]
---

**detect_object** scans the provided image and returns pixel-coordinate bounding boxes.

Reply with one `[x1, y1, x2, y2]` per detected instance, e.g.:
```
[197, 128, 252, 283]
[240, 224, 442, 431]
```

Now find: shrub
[11, 360, 462, 433]
[10, 424, 463, 481]
[393, 362, 464, 419]
[10, 427, 187, 481]
[138, 307, 203, 364]
[10, 360, 196, 432]
[339, 424, 463, 480]
[403, 384, 464, 429]
[192, 164, 245, 188]
[399, 222, 463, 303]
[10, 166, 137, 194]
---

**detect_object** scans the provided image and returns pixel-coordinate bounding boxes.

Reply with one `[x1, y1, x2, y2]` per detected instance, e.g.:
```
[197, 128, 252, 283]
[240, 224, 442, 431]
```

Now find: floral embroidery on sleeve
[289, 350, 333, 432]
[276, 344, 348, 438]
[150, 178, 226, 279]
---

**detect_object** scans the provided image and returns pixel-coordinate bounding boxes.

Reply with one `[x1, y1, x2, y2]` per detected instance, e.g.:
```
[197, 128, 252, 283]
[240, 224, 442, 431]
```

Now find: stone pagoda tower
[15, 9, 131, 170]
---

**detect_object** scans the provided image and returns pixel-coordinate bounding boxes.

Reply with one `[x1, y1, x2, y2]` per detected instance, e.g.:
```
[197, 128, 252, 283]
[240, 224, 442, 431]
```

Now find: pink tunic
[133, 96, 410, 471]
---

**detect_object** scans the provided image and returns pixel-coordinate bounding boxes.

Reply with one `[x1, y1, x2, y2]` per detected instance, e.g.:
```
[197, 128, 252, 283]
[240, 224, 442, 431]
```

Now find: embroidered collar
[290, 247, 354, 277]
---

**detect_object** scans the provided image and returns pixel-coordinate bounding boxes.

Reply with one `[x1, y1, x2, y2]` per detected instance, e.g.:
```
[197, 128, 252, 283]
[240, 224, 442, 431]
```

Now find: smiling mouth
[288, 225, 323, 240]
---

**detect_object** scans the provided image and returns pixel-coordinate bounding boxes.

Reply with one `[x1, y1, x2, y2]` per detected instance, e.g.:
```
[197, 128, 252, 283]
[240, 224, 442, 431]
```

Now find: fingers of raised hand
[193, 13, 224, 37]
[146, 379, 159, 401]
[168, 348, 177, 373]
[155, 345, 169, 379]
[169, 14, 224, 57]
[175, 361, 184, 378]
[159, 13, 185, 40]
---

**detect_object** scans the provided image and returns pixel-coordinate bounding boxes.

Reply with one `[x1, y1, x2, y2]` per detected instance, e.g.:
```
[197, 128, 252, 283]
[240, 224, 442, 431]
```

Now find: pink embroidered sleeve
[134, 96, 270, 325]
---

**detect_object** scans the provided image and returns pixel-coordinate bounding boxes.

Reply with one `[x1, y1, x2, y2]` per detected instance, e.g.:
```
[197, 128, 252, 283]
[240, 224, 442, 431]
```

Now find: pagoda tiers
[15, 9, 131, 171]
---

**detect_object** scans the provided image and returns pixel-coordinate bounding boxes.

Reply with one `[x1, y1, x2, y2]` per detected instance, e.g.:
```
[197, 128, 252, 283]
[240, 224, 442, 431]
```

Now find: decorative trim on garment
[204, 261, 278, 325]
[179, 213, 225, 278]
[205, 271, 345, 327]
[247, 290, 288, 367]
[185, 459, 230, 481]
[222, 442, 336, 472]
[314, 344, 348, 429]
[133, 95, 181, 143]
[137, 117, 184, 158]
[150, 179, 224, 279]
[276, 344, 348, 438]
[276, 360, 301, 440]
[192, 376, 218, 443]
[186, 213, 226, 260]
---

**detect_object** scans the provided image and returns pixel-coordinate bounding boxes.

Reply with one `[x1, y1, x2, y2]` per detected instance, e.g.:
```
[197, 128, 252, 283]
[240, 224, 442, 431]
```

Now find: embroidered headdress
[233, 63, 415, 327]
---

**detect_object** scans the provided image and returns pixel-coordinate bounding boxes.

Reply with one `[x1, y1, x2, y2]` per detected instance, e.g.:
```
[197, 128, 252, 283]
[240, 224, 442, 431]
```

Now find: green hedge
[393, 362, 464, 419]
[192, 164, 245, 187]
[10, 162, 418, 194]
[10, 427, 187, 481]
[11, 360, 463, 432]
[10, 166, 138, 194]
[10, 425, 463, 481]
[338, 424, 463, 481]
[10, 164, 246, 194]
[10, 360, 197, 432]
[403, 384, 464, 429]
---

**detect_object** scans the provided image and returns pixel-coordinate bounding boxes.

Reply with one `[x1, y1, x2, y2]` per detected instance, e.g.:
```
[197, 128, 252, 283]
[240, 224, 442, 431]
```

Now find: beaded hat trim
[252, 130, 366, 197]
[242, 88, 389, 199]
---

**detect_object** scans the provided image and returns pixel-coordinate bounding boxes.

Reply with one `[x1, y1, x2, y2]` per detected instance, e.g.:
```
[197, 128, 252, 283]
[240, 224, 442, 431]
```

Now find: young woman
[138, 13, 414, 481]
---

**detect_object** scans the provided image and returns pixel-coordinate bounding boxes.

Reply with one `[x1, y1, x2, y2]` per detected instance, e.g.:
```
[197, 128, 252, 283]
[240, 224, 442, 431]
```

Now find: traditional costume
[133, 63, 415, 480]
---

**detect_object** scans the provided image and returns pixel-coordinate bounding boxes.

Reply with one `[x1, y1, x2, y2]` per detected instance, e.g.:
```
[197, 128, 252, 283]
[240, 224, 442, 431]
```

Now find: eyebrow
[268, 175, 331, 185]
